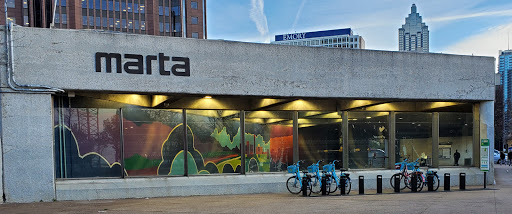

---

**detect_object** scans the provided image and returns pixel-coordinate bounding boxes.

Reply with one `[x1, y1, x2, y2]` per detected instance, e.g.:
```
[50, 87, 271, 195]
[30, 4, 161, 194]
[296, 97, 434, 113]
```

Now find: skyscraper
[398, 4, 429, 52]
[500, 50, 512, 113]
[0, 0, 206, 39]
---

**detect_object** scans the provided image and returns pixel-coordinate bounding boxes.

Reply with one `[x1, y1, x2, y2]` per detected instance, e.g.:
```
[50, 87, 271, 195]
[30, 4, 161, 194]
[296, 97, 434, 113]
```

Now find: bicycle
[414, 166, 440, 192]
[323, 160, 351, 195]
[308, 160, 324, 194]
[286, 160, 313, 195]
[390, 158, 420, 190]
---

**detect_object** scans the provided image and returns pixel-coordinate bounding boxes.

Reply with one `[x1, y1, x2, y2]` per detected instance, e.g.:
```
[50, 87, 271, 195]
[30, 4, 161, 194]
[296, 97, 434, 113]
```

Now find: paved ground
[2, 166, 512, 214]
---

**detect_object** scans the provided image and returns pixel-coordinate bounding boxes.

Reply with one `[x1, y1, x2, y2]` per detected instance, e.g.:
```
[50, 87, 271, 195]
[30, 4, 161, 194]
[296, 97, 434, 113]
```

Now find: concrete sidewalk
[2, 166, 511, 214]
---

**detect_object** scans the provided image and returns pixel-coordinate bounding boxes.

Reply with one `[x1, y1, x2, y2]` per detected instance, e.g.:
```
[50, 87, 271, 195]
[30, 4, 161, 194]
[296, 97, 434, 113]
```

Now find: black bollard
[340, 176, 346, 195]
[460, 173, 466, 190]
[394, 175, 400, 193]
[302, 177, 308, 196]
[321, 176, 327, 195]
[444, 173, 450, 191]
[427, 174, 434, 191]
[359, 176, 364, 195]
[484, 172, 487, 189]
[411, 173, 417, 192]
[377, 175, 382, 194]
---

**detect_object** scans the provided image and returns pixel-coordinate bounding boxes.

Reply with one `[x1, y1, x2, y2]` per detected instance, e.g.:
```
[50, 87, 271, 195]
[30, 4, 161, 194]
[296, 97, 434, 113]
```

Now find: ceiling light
[204, 96, 212, 99]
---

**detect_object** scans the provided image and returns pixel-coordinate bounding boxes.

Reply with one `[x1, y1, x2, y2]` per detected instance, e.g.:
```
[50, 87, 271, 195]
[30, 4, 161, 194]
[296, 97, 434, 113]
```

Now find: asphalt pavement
[2, 165, 512, 214]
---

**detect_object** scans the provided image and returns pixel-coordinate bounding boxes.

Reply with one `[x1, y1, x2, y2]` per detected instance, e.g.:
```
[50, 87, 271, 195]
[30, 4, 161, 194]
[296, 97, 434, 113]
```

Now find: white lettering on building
[283, 32, 307, 41]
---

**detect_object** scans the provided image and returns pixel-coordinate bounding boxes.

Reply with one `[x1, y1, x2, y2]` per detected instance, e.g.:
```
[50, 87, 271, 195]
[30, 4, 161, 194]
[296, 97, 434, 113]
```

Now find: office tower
[272, 28, 365, 49]
[0, 0, 206, 38]
[399, 4, 428, 52]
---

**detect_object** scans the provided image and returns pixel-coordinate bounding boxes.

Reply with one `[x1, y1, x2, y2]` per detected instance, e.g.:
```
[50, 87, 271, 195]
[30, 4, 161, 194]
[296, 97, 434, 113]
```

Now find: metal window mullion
[432, 112, 439, 168]
[240, 110, 245, 174]
[183, 109, 188, 176]
[293, 111, 298, 163]
[119, 108, 125, 178]
[342, 111, 348, 169]
[389, 111, 396, 169]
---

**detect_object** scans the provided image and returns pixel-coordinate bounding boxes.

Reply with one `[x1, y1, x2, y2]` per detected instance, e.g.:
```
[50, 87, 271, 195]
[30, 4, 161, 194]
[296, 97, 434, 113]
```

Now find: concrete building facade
[0, 26, 495, 203]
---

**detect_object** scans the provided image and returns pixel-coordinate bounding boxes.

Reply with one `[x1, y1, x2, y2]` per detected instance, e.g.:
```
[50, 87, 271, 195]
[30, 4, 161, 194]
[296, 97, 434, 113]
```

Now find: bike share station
[289, 139, 493, 197]
[0, 26, 496, 203]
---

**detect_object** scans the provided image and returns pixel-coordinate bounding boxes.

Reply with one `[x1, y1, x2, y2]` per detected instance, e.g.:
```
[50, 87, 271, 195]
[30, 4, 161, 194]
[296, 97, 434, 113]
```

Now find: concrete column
[473, 104, 480, 167]
[432, 112, 439, 168]
[293, 111, 298, 163]
[0, 93, 55, 203]
[388, 112, 396, 169]
[479, 101, 494, 184]
[342, 111, 349, 169]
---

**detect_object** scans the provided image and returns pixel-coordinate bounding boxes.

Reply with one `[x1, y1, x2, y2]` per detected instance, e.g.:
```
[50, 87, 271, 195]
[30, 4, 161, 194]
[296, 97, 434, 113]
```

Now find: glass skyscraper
[398, 4, 429, 52]
[500, 50, 512, 114]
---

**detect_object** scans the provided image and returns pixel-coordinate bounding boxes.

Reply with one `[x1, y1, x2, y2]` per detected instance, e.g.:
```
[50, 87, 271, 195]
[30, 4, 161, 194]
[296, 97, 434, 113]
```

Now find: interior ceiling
[72, 92, 474, 114]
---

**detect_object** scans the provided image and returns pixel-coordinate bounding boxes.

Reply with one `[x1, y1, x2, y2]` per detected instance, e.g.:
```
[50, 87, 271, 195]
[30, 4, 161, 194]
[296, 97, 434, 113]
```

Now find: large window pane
[186, 110, 241, 174]
[298, 111, 342, 167]
[122, 109, 183, 176]
[396, 112, 432, 166]
[245, 111, 293, 173]
[54, 108, 122, 178]
[439, 112, 473, 166]
[348, 112, 389, 169]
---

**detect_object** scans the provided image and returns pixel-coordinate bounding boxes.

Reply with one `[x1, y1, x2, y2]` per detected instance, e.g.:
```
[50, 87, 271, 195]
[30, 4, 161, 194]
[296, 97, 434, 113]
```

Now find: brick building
[0, 0, 206, 38]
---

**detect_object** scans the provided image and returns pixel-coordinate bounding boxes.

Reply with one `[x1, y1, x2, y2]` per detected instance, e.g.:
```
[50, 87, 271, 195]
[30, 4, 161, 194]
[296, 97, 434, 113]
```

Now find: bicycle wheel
[433, 174, 440, 191]
[416, 174, 424, 192]
[310, 176, 321, 194]
[327, 176, 338, 194]
[286, 176, 301, 194]
[306, 177, 313, 196]
[345, 178, 352, 195]
[390, 173, 407, 190]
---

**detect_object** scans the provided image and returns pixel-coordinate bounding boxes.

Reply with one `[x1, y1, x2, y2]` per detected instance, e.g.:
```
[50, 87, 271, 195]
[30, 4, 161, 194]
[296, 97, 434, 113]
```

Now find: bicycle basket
[287, 165, 298, 173]
[307, 165, 319, 173]
[322, 164, 334, 172]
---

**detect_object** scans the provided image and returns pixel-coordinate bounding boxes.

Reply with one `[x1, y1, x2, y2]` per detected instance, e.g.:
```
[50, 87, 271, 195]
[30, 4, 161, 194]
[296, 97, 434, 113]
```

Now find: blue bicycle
[286, 160, 312, 195]
[308, 160, 324, 194]
[323, 160, 351, 195]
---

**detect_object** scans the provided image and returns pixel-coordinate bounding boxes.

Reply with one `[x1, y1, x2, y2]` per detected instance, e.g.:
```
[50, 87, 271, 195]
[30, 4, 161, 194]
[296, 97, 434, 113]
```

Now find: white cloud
[427, 9, 512, 23]
[443, 22, 512, 71]
[249, 0, 269, 36]
[292, 0, 307, 32]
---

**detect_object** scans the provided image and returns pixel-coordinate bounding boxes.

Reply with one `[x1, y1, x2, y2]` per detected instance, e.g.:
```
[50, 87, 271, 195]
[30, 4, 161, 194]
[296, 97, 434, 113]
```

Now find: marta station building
[0, 25, 495, 203]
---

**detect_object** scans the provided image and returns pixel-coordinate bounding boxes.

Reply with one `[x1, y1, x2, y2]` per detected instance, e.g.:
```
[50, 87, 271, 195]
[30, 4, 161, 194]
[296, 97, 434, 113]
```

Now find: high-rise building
[500, 50, 512, 117]
[398, 4, 428, 52]
[272, 28, 365, 49]
[0, 0, 206, 39]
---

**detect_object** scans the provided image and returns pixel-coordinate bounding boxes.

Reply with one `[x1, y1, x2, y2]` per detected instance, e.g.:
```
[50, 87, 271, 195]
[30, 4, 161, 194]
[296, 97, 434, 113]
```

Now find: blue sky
[207, 0, 512, 63]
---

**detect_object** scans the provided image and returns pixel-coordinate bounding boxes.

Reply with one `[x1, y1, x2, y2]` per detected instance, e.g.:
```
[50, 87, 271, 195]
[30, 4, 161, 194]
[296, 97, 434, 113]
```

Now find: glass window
[245, 111, 294, 173]
[171, 6, 180, 15]
[108, 0, 113, 11]
[139, 3, 145, 13]
[102, 17, 107, 27]
[54, 108, 122, 178]
[128, 2, 132, 12]
[23, 0, 28, 8]
[89, 0, 94, 9]
[165, 7, 169, 16]
[165, 23, 170, 32]
[96, 17, 101, 26]
[439, 113, 473, 166]
[159, 22, 164, 32]
[186, 110, 242, 174]
[62, 14, 67, 24]
[174, 23, 180, 32]
[102, 0, 107, 10]
[83, 16, 88, 25]
[122, 19, 126, 28]
[191, 17, 198, 25]
[299, 111, 343, 167]
[6, 0, 15, 8]
[348, 112, 389, 169]
[122, 109, 183, 176]
[89, 16, 94, 26]
[159, 6, 163, 15]
[191, 32, 198, 38]
[396, 113, 432, 166]
[109, 17, 113, 27]
[115, 1, 120, 11]
[55, 14, 61, 24]
[134, 20, 139, 29]
[191, 1, 198, 9]
[141, 21, 146, 30]
[128, 21, 133, 29]
[121, 1, 126, 11]
[24, 15, 29, 26]
[82, 0, 87, 8]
